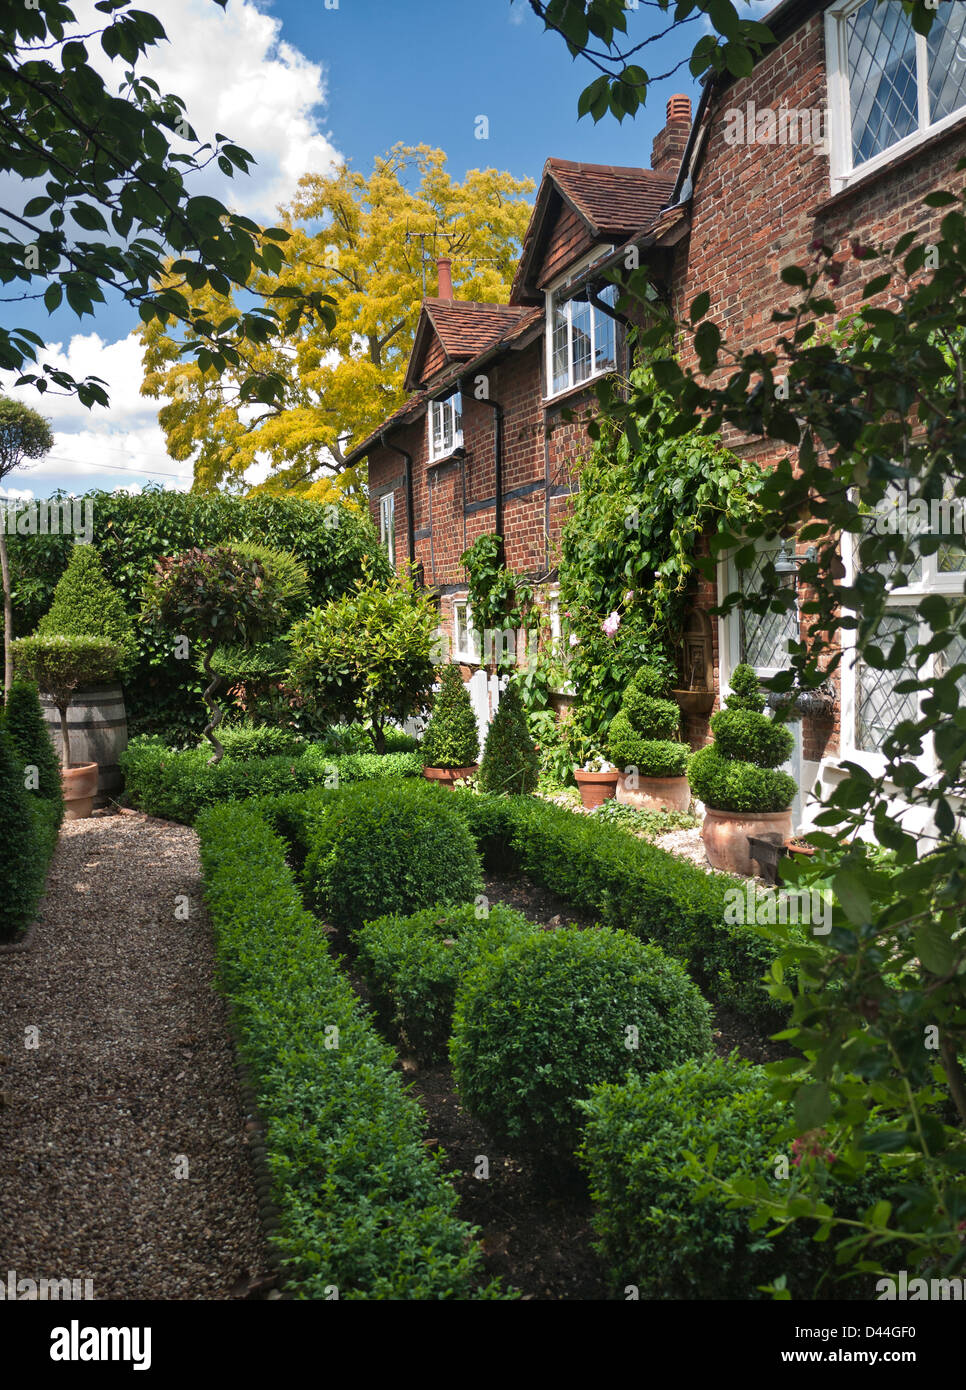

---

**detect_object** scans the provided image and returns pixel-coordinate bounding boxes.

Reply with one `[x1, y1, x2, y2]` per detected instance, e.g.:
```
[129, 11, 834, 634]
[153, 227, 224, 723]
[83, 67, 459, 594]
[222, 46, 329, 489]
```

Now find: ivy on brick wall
[557, 353, 763, 737]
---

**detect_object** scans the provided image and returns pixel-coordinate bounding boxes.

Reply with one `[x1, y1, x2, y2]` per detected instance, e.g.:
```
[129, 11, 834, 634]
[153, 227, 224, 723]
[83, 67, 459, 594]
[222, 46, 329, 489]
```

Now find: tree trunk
[202, 648, 225, 765]
[0, 526, 12, 704]
[58, 702, 71, 768]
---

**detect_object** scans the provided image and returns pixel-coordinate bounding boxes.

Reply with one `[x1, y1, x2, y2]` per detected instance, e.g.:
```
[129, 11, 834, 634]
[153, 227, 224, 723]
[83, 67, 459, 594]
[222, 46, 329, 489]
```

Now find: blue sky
[5, 0, 705, 499]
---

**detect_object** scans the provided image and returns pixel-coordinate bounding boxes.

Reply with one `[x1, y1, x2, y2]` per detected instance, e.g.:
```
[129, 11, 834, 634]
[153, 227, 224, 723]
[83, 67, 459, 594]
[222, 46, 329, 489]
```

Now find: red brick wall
[536, 199, 597, 289]
[667, 6, 966, 757]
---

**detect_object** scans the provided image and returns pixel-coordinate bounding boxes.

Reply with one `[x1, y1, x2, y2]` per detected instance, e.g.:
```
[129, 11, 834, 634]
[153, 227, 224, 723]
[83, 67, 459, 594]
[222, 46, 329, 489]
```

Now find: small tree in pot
[607, 666, 691, 812]
[478, 683, 539, 795]
[687, 664, 797, 876]
[12, 633, 121, 818]
[421, 664, 480, 784]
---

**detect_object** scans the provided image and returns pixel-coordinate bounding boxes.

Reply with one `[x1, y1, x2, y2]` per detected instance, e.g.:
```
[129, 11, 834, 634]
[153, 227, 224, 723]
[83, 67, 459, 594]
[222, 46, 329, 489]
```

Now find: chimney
[651, 94, 692, 176]
[436, 256, 453, 299]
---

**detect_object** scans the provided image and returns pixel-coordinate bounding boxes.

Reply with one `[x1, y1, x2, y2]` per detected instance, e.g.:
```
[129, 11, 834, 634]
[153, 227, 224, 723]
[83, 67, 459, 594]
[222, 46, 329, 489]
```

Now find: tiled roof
[545, 159, 676, 236]
[423, 298, 537, 358]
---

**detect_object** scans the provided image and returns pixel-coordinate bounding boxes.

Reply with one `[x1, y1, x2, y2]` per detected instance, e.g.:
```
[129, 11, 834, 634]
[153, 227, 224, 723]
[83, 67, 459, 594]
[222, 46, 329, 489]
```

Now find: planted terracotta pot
[574, 767, 619, 809]
[701, 807, 794, 876]
[62, 762, 99, 821]
[423, 764, 478, 787]
[616, 772, 691, 814]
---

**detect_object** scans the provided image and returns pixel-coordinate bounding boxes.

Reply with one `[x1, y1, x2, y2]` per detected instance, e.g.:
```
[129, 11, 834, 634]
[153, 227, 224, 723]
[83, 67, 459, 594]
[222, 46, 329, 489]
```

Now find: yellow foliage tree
[140, 145, 534, 498]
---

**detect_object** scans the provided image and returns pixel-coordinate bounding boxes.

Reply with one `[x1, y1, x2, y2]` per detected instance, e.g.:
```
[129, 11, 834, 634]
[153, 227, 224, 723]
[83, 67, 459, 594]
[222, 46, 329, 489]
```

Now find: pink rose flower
[602, 611, 621, 637]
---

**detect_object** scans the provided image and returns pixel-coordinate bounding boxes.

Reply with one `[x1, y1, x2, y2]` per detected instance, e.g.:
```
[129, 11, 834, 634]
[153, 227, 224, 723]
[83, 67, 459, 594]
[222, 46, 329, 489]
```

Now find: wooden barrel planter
[41, 683, 128, 801]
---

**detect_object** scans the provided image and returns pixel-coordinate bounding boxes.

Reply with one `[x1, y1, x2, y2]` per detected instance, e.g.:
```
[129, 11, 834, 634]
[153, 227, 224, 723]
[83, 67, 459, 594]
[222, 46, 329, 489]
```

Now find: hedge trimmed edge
[195, 800, 508, 1300]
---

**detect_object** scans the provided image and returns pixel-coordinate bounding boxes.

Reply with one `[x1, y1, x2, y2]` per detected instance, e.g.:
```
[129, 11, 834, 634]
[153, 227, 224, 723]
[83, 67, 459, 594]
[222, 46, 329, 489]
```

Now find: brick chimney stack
[651, 94, 692, 176]
[436, 256, 453, 299]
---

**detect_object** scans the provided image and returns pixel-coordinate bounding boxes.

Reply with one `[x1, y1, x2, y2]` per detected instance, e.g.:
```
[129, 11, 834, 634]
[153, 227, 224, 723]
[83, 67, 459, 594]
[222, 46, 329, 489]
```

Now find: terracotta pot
[422, 764, 478, 787]
[62, 762, 99, 821]
[672, 688, 715, 717]
[701, 807, 794, 876]
[616, 771, 691, 813]
[574, 768, 619, 809]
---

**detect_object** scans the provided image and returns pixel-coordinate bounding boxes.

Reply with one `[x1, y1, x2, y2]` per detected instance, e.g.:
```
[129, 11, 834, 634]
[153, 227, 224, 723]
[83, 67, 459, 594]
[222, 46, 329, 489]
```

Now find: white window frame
[544, 245, 618, 401]
[428, 390, 463, 463]
[838, 525, 966, 779]
[452, 598, 481, 664]
[825, 0, 966, 193]
[718, 538, 800, 695]
[379, 492, 395, 568]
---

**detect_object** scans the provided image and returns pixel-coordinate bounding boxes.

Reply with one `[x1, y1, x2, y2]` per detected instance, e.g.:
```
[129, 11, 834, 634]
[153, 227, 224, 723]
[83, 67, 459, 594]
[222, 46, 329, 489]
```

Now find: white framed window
[720, 538, 799, 686]
[428, 390, 463, 463]
[453, 598, 481, 663]
[379, 492, 395, 568]
[545, 248, 618, 399]
[826, 0, 966, 191]
[839, 492, 966, 773]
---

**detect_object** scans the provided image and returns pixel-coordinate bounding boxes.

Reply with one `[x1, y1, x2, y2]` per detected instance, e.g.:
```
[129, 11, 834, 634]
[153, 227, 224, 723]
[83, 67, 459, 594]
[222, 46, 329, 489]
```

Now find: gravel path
[0, 812, 269, 1300]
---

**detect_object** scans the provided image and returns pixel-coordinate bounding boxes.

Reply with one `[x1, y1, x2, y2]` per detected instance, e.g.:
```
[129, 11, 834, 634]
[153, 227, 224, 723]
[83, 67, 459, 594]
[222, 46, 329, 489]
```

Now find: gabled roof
[404, 298, 542, 391]
[510, 158, 676, 304]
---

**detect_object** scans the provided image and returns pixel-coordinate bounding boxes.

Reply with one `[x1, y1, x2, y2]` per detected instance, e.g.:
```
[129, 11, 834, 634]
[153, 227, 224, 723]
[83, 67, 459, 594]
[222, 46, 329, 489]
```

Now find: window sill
[543, 372, 614, 410]
[815, 108, 966, 217]
[427, 446, 465, 470]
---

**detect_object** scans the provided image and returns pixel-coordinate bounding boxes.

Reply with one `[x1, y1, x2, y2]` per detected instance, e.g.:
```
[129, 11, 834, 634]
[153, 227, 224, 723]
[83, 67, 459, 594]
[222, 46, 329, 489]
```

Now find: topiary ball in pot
[421, 664, 480, 779]
[478, 683, 539, 795]
[688, 663, 798, 874]
[450, 926, 712, 1163]
[302, 780, 484, 932]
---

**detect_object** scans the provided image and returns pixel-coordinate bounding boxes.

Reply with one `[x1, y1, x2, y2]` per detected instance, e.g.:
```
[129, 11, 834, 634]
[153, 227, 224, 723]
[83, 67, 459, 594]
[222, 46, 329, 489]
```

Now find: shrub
[0, 725, 44, 941]
[302, 781, 483, 931]
[450, 927, 712, 1160]
[37, 543, 136, 675]
[206, 724, 306, 761]
[4, 679, 63, 807]
[421, 665, 479, 769]
[289, 575, 437, 754]
[119, 735, 422, 823]
[687, 744, 798, 814]
[478, 684, 539, 794]
[607, 665, 690, 779]
[354, 902, 540, 1064]
[448, 791, 791, 1026]
[688, 664, 797, 813]
[195, 802, 505, 1299]
[578, 1055, 907, 1300]
[13, 633, 121, 764]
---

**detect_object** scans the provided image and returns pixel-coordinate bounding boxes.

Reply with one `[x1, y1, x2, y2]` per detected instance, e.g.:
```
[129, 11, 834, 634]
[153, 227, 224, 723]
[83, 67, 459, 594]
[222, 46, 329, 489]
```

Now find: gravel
[0, 811, 270, 1300]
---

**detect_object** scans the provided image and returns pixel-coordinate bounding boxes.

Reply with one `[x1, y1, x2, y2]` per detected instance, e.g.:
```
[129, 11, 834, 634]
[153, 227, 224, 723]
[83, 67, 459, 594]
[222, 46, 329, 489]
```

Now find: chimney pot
[651, 94, 693, 176]
[666, 94, 692, 124]
[437, 257, 453, 299]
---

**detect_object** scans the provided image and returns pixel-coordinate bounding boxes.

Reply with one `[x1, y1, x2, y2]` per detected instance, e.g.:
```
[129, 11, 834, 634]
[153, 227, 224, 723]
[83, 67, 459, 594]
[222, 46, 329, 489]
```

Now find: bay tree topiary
[607, 665, 690, 778]
[38, 543, 136, 676]
[688, 663, 796, 813]
[12, 634, 120, 766]
[450, 926, 713, 1162]
[478, 683, 539, 794]
[421, 664, 479, 769]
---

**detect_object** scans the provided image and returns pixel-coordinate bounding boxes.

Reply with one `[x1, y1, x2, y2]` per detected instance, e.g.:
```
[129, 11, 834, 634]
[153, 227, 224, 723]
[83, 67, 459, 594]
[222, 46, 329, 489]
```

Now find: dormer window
[826, 0, 966, 190]
[545, 248, 618, 399]
[429, 390, 463, 463]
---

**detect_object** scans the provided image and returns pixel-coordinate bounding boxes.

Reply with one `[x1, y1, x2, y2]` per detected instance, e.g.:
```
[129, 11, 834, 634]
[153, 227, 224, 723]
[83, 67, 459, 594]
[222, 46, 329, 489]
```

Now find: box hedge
[195, 800, 507, 1300]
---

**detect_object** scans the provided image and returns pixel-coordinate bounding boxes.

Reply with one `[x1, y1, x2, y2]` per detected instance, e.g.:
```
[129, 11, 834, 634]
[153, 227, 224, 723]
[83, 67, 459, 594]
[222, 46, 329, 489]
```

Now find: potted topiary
[13, 634, 122, 819]
[687, 663, 798, 876]
[478, 682, 540, 795]
[421, 663, 480, 785]
[608, 666, 691, 812]
[573, 749, 619, 809]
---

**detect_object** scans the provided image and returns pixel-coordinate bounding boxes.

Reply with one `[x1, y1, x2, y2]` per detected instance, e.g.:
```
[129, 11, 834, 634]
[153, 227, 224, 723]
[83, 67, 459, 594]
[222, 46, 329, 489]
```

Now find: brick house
[347, 0, 966, 832]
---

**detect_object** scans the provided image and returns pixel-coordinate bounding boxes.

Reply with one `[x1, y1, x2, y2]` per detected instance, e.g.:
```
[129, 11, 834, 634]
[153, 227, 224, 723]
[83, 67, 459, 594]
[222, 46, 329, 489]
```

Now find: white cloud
[73, 0, 342, 222]
[1, 332, 192, 494]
